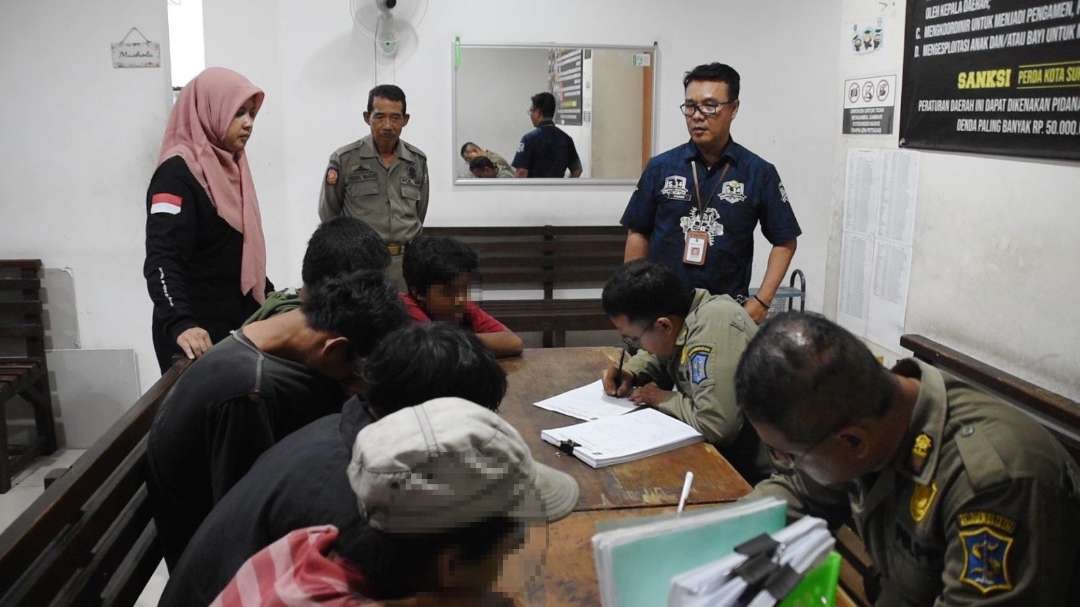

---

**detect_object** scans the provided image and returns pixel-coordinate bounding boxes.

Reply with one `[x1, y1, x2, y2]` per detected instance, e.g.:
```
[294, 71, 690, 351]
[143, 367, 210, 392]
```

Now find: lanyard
[690, 160, 731, 215]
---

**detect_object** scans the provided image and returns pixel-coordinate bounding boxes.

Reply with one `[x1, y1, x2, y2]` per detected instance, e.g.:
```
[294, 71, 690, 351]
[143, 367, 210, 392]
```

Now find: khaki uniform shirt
[484, 150, 515, 178]
[751, 359, 1080, 606]
[622, 289, 768, 481]
[318, 136, 429, 244]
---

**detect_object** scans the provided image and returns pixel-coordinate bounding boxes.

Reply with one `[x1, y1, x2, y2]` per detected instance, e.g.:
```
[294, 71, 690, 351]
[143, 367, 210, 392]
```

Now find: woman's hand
[176, 327, 213, 360]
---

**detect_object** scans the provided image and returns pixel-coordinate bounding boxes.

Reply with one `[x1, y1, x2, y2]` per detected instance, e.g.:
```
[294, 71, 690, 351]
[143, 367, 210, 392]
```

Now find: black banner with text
[900, 0, 1080, 159]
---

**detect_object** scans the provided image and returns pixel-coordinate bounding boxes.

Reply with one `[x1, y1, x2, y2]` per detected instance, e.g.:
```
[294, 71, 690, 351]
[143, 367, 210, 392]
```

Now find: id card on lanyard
[682, 160, 729, 266]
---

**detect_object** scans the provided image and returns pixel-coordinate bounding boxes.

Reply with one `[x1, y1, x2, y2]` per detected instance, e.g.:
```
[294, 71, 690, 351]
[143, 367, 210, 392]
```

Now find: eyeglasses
[679, 101, 735, 117]
[619, 318, 658, 354]
[765, 433, 831, 470]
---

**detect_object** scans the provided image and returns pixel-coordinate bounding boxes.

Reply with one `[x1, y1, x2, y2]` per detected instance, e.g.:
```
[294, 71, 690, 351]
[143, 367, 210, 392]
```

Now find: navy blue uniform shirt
[620, 139, 801, 299]
[512, 119, 582, 177]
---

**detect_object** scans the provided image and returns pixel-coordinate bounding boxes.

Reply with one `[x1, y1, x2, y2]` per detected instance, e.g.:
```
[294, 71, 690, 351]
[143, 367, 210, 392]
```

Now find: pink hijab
[158, 67, 268, 303]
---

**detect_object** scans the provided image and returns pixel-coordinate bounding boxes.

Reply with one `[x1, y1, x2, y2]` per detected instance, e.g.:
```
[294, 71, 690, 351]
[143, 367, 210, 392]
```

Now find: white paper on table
[533, 379, 639, 421]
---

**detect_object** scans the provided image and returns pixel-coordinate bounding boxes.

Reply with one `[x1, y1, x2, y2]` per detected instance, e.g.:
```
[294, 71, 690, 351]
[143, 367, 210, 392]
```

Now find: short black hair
[734, 312, 897, 444]
[301, 269, 408, 358]
[683, 63, 741, 100]
[367, 84, 407, 114]
[459, 141, 479, 158]
[602, 260, 694, 327]
[403, 236, 478, 295]
[468, 156, 496, 173]
[302, 217, 390, 287]
[530, 92, 556, 118]
[362, 322, 507, 417]
[335, 516, 521, 599]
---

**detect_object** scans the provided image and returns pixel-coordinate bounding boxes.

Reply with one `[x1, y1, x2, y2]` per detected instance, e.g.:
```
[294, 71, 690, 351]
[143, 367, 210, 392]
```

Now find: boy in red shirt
[402, 236, 523, 357]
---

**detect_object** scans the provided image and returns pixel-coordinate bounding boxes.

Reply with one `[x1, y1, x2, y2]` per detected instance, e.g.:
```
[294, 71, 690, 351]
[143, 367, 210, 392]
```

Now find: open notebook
[540, 408, 703, 468]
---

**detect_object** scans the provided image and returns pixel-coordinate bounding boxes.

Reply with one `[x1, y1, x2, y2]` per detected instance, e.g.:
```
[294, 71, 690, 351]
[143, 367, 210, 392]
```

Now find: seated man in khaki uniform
[319, 84, 428, 290]
[601, 260, 769, 482]
[738, 312, 1080, 605]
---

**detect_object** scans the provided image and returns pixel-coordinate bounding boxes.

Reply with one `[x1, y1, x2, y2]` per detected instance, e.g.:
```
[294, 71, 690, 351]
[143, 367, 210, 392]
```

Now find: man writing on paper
[600, 260, 769, 482]
[620, 63, 800, 324]
[738, 313, 1080, 605]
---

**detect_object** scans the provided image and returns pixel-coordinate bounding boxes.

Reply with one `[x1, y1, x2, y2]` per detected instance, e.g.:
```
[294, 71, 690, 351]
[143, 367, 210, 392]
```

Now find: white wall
[0, 0, 172, 392]
[203, 0, 840, 314]
[827, 0, 1080, 400]
[455, 47, 550, 177]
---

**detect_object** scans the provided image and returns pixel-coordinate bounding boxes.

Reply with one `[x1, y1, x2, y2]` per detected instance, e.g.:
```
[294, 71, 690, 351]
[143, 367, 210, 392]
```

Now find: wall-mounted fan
[349, 0, 428, 59]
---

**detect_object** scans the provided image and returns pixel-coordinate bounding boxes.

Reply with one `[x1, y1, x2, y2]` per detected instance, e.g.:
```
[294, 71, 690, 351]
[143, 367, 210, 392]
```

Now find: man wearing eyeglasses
[621, 63, 800, 324]
[599, 259, 771, 483]
[738, 313, 1080, 605]
[319, 84, 429, 289]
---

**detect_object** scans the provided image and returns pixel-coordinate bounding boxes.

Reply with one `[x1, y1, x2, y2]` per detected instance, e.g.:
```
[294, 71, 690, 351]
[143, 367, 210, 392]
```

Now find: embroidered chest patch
[959, 527, 1014, 594]
[661, 175, 691, 201]
[717, 180, 747, 203]
[679, 207, 723, 244]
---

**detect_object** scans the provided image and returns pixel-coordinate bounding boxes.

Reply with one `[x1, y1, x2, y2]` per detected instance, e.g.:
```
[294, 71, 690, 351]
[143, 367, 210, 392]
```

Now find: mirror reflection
[454, 44, 656, 183]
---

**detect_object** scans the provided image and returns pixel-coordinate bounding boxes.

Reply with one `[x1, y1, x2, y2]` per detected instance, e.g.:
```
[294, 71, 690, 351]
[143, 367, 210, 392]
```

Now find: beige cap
[347, 397, 580, 534]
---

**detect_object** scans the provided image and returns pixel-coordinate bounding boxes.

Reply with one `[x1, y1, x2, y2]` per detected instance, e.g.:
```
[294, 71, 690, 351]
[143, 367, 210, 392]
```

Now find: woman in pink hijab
[143, 67, 272, 373]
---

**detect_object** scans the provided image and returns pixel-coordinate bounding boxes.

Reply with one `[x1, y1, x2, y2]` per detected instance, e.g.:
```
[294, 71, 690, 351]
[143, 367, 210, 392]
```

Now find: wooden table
[496, 348, 753, 605]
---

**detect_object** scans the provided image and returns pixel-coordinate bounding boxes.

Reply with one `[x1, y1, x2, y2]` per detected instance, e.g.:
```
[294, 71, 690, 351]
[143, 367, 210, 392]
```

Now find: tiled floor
[0, 449, 168, 606]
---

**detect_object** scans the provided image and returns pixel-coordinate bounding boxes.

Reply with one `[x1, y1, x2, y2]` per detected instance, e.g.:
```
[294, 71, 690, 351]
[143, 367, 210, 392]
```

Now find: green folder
[592, 498, 788, 607]
[778, 551, 842, 607]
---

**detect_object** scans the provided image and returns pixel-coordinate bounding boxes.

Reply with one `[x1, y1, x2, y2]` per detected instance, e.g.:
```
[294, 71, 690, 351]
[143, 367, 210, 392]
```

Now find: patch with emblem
[407, 165, 418, 182]
[687, 346, 712, 385]
[958, 511, 1016, 534]
[325, 167, 338, 186]
[909, 482, 937, 523]
[910, 432, 933, 475]
[517, 141, 525, 153]
[959, 526, 1013, 594]
[717, 180, 747, 203]
[779, 181, 790, 204]
[661, 175, 691, 201]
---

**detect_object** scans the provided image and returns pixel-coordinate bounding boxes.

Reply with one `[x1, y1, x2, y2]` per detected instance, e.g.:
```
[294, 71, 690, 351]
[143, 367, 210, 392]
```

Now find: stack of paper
[667, 515, 835, 607]
[533, 380, 640, 421]
[541, 408, 703, 468]
[591, 498, 789, 607]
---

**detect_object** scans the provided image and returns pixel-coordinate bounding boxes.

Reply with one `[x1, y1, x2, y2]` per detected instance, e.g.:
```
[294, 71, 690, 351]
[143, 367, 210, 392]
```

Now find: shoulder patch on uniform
[325, 167, 338, 185]
[959, 526, 1014, 594]
[517, 141, 525, 153]
[957, 511, 1016, 534]
[688, 346, 711, 385]
[779, 181, 790, 204]
[909, 481, 937, 523]
[150, 192, 182, 215]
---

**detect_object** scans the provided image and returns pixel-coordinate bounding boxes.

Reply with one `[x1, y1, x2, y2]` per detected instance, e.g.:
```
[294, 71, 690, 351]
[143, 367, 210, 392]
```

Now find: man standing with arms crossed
[319, 84, 429, 289]
[621, 63, 800, 324]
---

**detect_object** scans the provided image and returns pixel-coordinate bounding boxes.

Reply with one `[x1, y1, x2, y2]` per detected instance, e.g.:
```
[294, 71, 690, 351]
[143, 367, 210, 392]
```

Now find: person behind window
[402, 236, 523, 357]
[460, 141, 513, 177]
[144, 67, 274, 373]
[512, 92, 582, 178]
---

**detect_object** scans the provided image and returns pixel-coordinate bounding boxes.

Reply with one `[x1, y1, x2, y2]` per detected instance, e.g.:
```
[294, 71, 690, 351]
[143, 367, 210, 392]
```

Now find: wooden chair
[0, 259, 58, 493]
[0, 359, 189, 605]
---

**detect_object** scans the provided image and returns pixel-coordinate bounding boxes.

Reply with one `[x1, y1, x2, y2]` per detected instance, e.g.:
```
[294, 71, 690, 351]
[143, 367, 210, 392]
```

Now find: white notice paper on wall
[839, 148, 919, 350]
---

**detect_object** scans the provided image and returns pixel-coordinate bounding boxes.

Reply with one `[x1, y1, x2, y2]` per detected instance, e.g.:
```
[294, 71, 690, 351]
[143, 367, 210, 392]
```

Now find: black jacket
[144, 156, 271, 343]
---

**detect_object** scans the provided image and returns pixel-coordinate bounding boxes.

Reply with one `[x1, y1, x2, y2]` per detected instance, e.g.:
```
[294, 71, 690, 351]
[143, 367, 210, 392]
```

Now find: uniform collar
[679, 137, 742, 168]
[357, 136, 416, 163]
[892, 358, 949, 485]
[674, 289, 710, 347]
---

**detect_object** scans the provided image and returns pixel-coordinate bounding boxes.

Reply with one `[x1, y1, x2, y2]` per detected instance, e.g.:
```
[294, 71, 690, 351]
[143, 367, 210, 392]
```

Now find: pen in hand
[608, 347, 626, 397]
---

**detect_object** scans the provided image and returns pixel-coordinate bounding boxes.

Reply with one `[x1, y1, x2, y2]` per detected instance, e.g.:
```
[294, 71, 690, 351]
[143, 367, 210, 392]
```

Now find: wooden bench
[423, 226, 624, 347]
[0, 359, 189, 606]
[833, 333, 1080, 605]
[0, 259, 58, 493]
